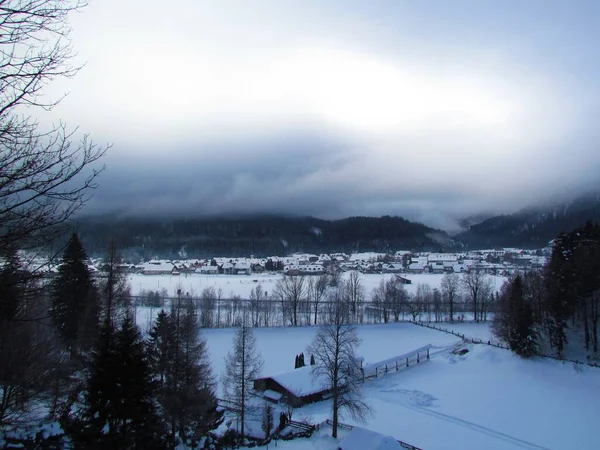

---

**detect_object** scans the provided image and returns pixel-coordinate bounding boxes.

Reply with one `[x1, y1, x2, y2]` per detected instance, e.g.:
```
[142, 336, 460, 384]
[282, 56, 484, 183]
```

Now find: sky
[40, 0, 600, 231]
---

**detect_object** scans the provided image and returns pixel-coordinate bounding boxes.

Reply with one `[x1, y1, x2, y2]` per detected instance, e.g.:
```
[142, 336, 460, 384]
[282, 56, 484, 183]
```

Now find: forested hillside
[73, 215, 456, 259]
[457, 192, 600, 249]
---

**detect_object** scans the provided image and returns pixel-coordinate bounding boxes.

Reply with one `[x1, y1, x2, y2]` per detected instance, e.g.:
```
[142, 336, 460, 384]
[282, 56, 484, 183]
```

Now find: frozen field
[203, 322, 462, 395]
[128, 272, 507, 299]
[206, 322, 600, 450]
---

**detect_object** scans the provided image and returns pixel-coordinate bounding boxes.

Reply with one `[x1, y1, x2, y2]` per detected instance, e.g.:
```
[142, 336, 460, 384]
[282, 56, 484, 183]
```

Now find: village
[84, 247, 550, 278]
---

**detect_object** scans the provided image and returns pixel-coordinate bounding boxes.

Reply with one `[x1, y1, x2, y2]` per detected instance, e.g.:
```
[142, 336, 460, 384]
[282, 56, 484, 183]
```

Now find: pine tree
[147, 310, 174, 389]
[310, 354, 316, 365]
[221, 324, 263, 442]
[153, 298, 222, 443]
[72, 317, 165, 449]
[492, 276, 538, 357]
[50, 233, 98, 358]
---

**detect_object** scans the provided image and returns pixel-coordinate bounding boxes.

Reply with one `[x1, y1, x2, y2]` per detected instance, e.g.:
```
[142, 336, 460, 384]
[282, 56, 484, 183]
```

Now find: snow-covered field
[202, 322, 600, 450]
[128, 272, 507, 299]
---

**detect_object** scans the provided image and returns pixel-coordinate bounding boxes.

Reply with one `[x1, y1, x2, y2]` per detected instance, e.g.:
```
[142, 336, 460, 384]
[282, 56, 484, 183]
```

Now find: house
[396, 276, 412, 284]
[382, 263, 403, 274]
[142, 261, 175, 275]
[221, 262, 234, 275]
[298, 263, 325, 275]
[196, 265, 219, 275]
[253, 366, 331, 407]
[407, 262, 425, 273]
[429, 261, 445, 274]
[233, 261, 251, 275]
[338, 427, 401, 450]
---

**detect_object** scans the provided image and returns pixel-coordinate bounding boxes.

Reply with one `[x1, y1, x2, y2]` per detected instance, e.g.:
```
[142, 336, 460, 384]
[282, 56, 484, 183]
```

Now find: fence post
[396, 360, 398, 371]
[406, 358, 409, 367]
[427, 348, 430, 360]
[417, 353, 420, 363]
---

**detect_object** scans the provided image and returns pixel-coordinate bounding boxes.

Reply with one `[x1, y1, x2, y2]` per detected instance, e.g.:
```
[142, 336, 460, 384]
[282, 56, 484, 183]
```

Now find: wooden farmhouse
[253, 366, 331, 407]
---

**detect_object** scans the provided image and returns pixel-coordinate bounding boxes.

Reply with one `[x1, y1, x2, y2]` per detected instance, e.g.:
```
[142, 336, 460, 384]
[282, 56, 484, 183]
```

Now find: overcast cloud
[40, 0, 600, 231]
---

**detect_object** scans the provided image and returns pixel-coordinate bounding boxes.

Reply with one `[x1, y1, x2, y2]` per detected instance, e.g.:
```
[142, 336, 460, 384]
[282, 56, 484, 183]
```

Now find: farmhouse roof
[338, 427, 401, 450]
[255, 366, 329, 398]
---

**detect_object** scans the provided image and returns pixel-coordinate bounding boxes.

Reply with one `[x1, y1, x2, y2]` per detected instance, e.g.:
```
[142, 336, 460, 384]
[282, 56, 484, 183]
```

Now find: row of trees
[134, 271, 497, 331]
[493, 222, 600, 360]
[1, 233, 229, 447]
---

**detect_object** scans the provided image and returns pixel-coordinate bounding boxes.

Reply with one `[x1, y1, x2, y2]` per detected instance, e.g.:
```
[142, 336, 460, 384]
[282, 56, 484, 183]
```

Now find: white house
[142, 261, 175, 275]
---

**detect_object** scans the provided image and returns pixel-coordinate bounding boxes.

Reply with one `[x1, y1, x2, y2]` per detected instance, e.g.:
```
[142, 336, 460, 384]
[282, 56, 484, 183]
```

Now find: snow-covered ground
[203, 323, 461, 397]
[431, 321, 497, 343]
[128, 272, 507, 298]
[204, 322, 600, 450]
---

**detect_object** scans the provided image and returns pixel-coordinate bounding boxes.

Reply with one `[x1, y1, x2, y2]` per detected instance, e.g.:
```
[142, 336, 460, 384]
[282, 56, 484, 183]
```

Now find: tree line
[133, 270, 497, 330]
[72, 214, 453, 260]
[492, 221, 600, 360]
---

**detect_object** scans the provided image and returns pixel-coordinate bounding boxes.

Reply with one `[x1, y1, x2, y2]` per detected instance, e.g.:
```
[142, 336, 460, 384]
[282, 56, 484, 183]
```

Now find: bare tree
[274, 275, 307, 327]
[462, 270, 493, 322]
[308, 274, 328, 325]
[0, 0, 108, 256]
[441, 273, 460, 322]
[0, 257, 60, 425]
[407, 293, 423, 322]
[370, 280, 388, 323]
[98, 239, 130, 327]
[432, 288, 443, 323]
[221, 324, 263, 442]
[416, 283, 433, 322]
[249, 284, 264, 327]
[345, 271, 365, 323]
[307, 299, 370, 438]
[200, 287, 216, 328]
[387, 277, 408, 322]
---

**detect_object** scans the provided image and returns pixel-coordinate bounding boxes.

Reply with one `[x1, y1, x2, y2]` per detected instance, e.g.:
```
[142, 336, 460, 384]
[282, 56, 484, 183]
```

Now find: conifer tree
[72, 316, 165, 448]
[147, 310, 174, 389]
[151, 298, 221, 443]
[492, 276, 538, 357]
[50, 233, 98, 358]
[222, 323, 263, 442]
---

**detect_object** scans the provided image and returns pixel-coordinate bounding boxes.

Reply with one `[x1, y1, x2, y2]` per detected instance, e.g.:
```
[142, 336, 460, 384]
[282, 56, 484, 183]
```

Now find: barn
[253, 366, 331, 407]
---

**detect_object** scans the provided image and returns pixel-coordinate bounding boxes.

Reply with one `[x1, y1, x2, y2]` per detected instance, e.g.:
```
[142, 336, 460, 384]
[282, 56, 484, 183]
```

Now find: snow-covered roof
[142, 261, 174, 272]
[338, 427, 401, 450]
[256, 366, 329, 397]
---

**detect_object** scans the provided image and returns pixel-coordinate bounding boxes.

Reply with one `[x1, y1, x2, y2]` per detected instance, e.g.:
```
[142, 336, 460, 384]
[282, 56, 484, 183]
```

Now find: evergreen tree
[151, 298, 221, 444]
[72, 317, 165, 449]
[50, 233, 98, 358]
[221, 323, 263, 442]
[310, 354, 316, 365]
[147, 310, 174, 389]
[492, 276, 538, 357]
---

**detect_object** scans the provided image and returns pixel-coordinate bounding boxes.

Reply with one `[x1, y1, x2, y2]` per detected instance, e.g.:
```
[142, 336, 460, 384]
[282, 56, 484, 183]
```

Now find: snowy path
[379, 388, 551, 450]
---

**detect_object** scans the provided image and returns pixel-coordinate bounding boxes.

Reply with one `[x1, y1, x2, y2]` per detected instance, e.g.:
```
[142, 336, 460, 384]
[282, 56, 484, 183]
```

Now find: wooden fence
[361, 345, 432, 382]
[413, 321, 600, 369]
